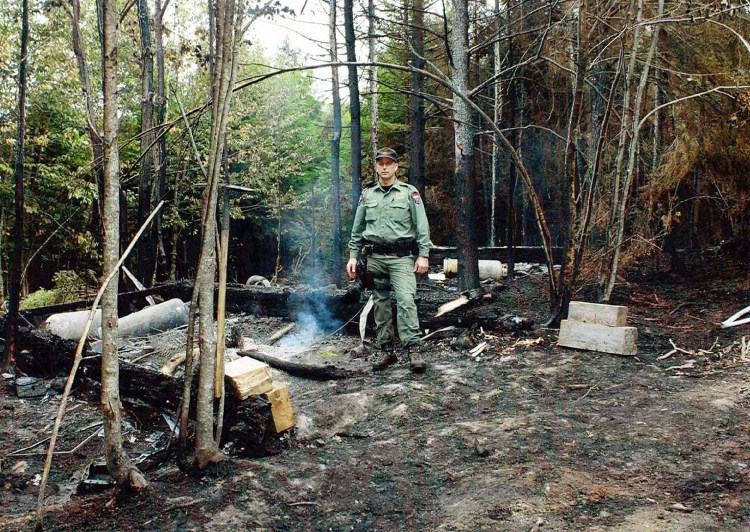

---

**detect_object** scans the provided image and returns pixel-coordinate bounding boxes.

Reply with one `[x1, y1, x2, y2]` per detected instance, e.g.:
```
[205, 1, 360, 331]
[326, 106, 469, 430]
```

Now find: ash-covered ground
[2, 258, 750, 531]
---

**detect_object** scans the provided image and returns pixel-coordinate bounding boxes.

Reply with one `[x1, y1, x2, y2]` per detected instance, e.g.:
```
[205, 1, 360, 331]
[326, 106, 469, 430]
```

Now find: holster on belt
[356, 245, 376, 290]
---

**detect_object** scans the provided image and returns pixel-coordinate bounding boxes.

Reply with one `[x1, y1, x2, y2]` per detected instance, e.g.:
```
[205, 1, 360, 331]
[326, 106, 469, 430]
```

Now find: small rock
[11, 461, 29, 475]
[669, 502, 694, 513]
[15, 376, 47, 398]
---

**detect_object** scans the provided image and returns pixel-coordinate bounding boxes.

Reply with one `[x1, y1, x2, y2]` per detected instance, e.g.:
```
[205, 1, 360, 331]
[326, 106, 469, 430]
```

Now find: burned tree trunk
[5, 0, 29, 372]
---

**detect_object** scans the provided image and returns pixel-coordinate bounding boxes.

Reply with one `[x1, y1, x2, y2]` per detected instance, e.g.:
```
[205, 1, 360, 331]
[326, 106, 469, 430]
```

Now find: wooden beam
[558, 320, 638, 356]
[567, 301, 628, 327]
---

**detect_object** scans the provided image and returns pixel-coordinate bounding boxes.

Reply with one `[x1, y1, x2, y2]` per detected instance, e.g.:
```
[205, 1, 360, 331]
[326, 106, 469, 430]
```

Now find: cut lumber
[568, 301, 628, 327]
[558, 319, 638, 356]
[239, 350, 363, 380]
[263, 382, 295, 433]
[224, 357, 273, 399]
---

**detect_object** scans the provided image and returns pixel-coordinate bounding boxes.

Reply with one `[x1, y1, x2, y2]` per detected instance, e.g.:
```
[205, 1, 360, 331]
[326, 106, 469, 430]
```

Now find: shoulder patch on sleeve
[358, 193, 364, 205]
[410, 191, 421, 204]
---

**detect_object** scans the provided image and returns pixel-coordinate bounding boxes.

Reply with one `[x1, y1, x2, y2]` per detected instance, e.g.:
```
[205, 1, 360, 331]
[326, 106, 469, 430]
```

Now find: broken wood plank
[558, 320, 638, 356]
[263, 382, 295, 433]
[435, 295, 470, 317]
[567, 301, 627, 327]
[239, 350, 363, 380]
[122, 266, 156, 306]
[224, 357, 274, 399]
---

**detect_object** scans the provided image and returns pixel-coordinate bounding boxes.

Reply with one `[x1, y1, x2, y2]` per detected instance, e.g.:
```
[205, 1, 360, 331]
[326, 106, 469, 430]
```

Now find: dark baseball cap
[375, 147, 398, 161]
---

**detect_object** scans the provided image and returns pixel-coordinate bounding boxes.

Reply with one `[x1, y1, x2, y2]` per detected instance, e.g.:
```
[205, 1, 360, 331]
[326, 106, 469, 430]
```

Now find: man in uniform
[346, 147, 432, 372]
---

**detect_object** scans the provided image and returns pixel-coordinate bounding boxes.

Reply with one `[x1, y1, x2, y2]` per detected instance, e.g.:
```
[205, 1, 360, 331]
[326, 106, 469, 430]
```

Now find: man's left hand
[414, 256, 429, 275]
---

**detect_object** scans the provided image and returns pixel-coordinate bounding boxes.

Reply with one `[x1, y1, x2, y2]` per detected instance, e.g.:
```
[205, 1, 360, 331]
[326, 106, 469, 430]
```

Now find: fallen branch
[418, 326, 457, 342]
[657, 349, 677, 361]
[238, 350, 364, 380]
[665, 359, 696, 371]
[265, 323, 296, 344]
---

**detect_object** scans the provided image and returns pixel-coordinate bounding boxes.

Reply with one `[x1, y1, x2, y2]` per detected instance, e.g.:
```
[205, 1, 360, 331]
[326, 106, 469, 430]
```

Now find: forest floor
[2, 250, 750, 531]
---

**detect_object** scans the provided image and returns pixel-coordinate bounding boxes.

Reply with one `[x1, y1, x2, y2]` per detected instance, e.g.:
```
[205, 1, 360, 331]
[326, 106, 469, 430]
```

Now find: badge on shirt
[411, 192, 421, 204]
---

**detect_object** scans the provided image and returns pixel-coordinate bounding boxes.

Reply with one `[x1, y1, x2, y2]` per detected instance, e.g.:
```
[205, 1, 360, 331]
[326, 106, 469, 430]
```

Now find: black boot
[405, 345, 427, 373]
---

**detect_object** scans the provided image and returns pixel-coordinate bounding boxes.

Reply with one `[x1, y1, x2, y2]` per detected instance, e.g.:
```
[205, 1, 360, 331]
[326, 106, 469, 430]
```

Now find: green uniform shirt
[349, 180, 432, 259]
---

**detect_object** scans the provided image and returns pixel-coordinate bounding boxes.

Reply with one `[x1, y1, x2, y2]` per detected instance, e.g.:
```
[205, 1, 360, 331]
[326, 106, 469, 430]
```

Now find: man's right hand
[346, 258, 358, 280]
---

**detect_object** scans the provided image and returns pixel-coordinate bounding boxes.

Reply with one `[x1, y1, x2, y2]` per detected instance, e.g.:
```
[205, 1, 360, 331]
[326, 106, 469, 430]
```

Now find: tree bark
[189, 0, 245, 469]
[5, 0, 29, 372]
[153, 0, 169, 280]
[450, 0, 479, 291]
[409, 0, 426, 198]
[63, 0, 105, 224]
[137, 0, 157, 286]
[101, 0, 146, 488]
[603, 0, 664, 302]
[368, 0, 378, 180]
[330, 0, 343, 285]
[344, 0, 362, 211]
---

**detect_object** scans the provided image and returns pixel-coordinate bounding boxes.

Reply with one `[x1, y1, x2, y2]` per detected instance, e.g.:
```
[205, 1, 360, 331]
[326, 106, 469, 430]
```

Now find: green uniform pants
[367, 254, 421, 347]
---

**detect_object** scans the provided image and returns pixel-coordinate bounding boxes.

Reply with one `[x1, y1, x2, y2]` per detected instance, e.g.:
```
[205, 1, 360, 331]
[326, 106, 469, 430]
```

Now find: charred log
[15, 328, 275, 455]
[239, 350, 365, 380]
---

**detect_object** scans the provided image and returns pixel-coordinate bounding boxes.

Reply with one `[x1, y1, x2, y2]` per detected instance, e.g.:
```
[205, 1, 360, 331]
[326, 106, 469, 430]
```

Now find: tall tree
[408, 0, 426, 198]
[449, 0, 479, 290]
[344, 0, 362, 211]
[153, 0, 169, 279]
[367, 0, 378, 179]
[329, 0, 343, 284]
[137, 0, 157, 286]
[100, 0, 147, 487]
[5, 0, 29, 372]
[185, 0, 246, 469]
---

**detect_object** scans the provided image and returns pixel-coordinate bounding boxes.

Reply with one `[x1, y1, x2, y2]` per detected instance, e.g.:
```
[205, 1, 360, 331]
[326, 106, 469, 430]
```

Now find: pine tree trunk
[137, 0, 156, 286]
[450, 0, 479, 291]
[344, 0, 362, 211]
[154, 0, 169, 280]
[5, 0, 29, 372]
[368, 0, 378, 179]
[409, 0, 426, 198]
[330, 0, 343, 285]
[489, 0, 502, 247]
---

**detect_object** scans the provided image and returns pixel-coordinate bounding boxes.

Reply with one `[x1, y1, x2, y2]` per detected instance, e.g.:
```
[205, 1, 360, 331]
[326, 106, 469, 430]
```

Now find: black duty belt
[363, 239, 417, 257]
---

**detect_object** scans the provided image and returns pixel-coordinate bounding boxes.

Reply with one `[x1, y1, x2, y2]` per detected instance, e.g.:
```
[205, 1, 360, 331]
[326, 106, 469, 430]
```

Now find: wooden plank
[225, 357, 273, 399]
[558, 320, 638, 356]
[568, 301, 628, 327]
[263, 382, 295, 433]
